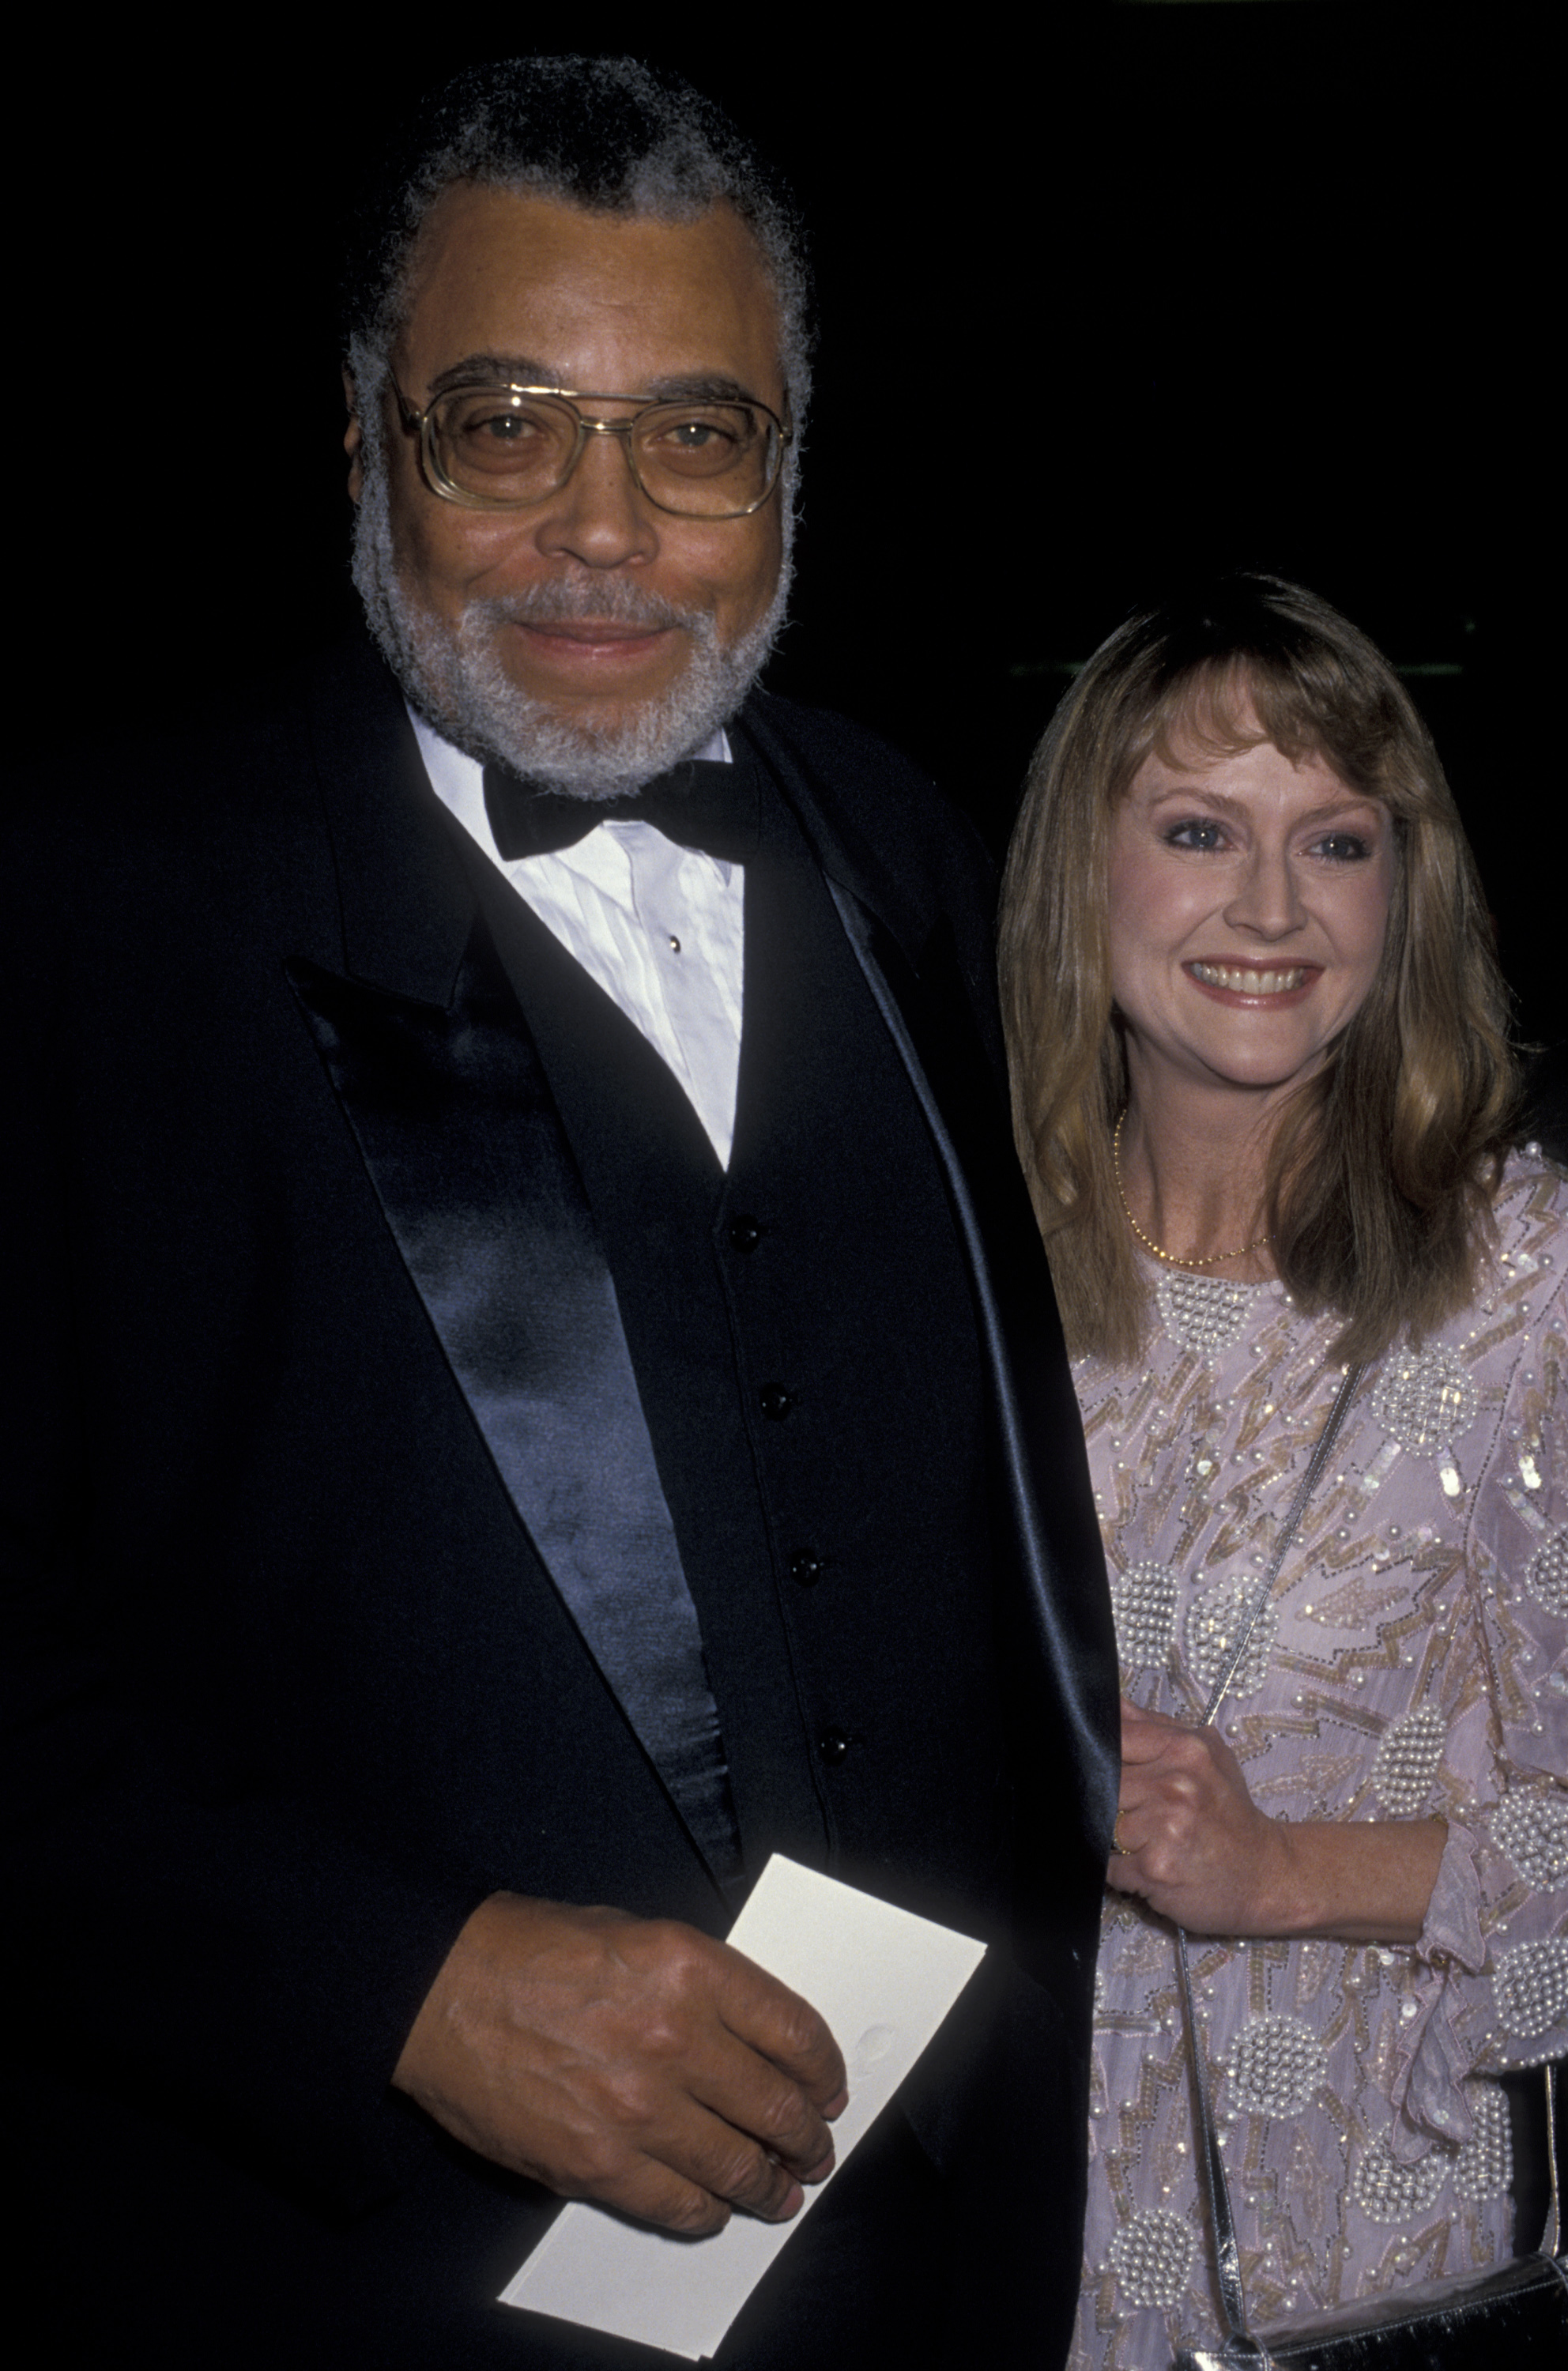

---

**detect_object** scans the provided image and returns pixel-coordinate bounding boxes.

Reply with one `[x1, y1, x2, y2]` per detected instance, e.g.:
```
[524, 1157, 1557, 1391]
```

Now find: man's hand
[1110, 1699, 1445, 1943]
[392, 1893, 848, 2235]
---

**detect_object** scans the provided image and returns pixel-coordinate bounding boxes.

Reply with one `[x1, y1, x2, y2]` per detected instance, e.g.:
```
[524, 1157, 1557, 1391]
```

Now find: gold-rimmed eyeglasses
[391, 379, 792, 518]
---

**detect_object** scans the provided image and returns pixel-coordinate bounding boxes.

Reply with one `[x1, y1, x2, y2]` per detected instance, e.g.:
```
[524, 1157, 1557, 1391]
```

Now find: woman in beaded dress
[998, 575, 1568, 2369]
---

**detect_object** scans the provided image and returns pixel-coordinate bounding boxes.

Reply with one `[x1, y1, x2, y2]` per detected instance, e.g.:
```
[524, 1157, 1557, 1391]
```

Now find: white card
[497, 1854, 986, 2360]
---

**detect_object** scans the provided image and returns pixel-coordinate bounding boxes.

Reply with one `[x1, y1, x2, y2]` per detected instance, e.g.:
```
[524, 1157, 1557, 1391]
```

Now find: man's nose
[533, 426, 659, 571]
[1223, 842, 1306, 939]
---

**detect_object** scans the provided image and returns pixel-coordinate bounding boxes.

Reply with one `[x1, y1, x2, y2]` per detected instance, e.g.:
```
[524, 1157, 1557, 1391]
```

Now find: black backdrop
[17, 6, 1556, 1085]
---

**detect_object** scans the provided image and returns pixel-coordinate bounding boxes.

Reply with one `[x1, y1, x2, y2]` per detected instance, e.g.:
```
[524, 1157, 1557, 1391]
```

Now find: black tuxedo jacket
[2, 638, 1117, 2361]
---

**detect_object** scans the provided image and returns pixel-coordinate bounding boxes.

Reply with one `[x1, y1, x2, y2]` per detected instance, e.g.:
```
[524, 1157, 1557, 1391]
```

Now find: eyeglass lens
[431, 391, 779, 514]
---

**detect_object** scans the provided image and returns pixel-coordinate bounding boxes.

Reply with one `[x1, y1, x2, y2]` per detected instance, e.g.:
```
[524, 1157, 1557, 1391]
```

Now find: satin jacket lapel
[738, 701, 1120, 1863]
[294, 652, 741, 1893]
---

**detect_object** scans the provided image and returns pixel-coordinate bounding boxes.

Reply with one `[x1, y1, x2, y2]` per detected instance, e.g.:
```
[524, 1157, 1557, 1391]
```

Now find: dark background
[17, 5, 1557, 1099]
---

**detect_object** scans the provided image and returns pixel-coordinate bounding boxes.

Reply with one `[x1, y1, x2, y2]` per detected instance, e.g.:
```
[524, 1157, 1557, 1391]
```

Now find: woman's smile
[1185, 958, 1321, 1002]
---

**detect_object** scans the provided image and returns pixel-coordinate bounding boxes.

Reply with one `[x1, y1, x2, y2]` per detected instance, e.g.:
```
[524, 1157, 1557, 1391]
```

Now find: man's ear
[342, 366, 364, 504]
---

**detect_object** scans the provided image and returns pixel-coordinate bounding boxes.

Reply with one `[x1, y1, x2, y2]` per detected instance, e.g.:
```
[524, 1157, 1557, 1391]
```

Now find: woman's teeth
[1189, 963, 1307, 993]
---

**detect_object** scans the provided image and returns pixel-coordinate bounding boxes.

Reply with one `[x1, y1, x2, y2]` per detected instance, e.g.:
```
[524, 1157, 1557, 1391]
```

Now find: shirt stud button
[790, 1551, 824, 1587]
[760, 1385, 793, 1420]
[728, 1215, 762, 1253]
[817, 1727, 850, 1766]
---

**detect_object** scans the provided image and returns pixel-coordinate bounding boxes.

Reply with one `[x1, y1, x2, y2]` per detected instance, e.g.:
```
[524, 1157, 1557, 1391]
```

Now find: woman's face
[1107, 726, 1396, 1107]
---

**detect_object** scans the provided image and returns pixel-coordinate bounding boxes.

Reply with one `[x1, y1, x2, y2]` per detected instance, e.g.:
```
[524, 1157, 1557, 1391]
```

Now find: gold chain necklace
[1112, 1112, 1271, 1269]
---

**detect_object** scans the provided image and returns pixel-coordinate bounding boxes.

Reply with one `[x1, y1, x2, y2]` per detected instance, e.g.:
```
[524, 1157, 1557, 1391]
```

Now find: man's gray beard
[351, 432, 792, 799]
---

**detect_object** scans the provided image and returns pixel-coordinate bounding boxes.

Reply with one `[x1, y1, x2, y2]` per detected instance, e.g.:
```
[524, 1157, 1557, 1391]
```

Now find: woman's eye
[1166, 818, 1227, 852]
[1310, 831, 1371, 861]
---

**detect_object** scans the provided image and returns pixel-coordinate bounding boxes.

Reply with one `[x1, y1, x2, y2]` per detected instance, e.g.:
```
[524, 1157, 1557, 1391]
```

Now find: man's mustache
[472, 579, 707, 636]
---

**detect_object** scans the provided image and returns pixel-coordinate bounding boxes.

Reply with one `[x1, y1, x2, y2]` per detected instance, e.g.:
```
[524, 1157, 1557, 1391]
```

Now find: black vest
[472, 736, 1012, 1932]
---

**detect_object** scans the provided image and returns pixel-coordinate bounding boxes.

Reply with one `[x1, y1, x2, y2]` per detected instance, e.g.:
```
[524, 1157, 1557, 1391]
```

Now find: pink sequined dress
[1069, 1152, 1568, 2369]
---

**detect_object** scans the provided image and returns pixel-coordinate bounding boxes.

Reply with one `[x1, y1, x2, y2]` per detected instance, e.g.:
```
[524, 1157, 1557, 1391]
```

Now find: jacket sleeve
[0, 816, 492, 2211]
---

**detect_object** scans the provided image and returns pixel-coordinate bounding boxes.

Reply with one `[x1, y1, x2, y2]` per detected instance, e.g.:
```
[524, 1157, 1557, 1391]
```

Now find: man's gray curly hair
[341, 55, 814, 434]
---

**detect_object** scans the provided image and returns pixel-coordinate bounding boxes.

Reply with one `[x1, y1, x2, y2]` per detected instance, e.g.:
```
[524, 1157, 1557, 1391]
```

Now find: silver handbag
[1174, 2046, 1566, 2369]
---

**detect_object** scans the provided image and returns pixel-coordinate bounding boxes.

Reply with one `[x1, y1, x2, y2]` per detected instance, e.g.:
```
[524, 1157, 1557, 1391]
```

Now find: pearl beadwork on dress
[1493, 1936, 1568, 2037]
[1369, 1346, 1479, 1454]
[1525, 1526, 1568, 1618]
[1451, 2082, 1512, 2202]
[1111, 1561, 1178, 1667]
[1351, 2135, 1448, 2222]
[1108, 2209, 1197, 2309]
[1071, 1158, 1568, 2370]
[1492, 1789, 1568, 1888]
[1370, 1704, 1446, 1817]
[1227, 2015, 1328, 2118]
[1184, 1577, 1277, 1700]
[1155, 1268, 1255, 1359]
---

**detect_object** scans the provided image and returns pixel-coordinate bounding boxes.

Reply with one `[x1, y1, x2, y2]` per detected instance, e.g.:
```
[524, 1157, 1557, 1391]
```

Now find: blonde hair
[998, 575, 1518, 1366]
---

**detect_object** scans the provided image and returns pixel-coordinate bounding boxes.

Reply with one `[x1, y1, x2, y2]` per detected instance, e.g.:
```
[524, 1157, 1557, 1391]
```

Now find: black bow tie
[483, 759, 758, 865]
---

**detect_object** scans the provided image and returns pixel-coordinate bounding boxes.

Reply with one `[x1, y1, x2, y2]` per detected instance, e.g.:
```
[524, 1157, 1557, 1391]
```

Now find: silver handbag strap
[1546, 2061, 1563, 2260]
[1177, 1925, 1270, 2361]
[1177, 1362, 1364, 2359]
[1199, 1362, 1365, 1726]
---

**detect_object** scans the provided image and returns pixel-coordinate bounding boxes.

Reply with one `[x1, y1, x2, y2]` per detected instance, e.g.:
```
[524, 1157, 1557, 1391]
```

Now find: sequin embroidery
[1183, 1578, 1277, 1701]
[1228, 2015, 1328, 2118]
[1351, 2135, 1448, 2222]
[1492, 1790, 1568, 1889]
[1451, 2082, 1512, 2202]
[1370, 1705, 1446, 1817]
[1111, 1561, 1178, 1668]
[1370, 1348, 1479, 1455]
[1108, 2209, 1197, 2309]
[1493, 1937, 1568, 2037]
[1071, 1161, 1568, 2371]
[1526, 1528, 1568, 1619]
[1155, 1269, 1255, 1360]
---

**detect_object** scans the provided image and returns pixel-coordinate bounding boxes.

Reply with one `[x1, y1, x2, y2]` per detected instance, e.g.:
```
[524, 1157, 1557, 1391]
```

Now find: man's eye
[473, 413, 536, 442]
[657, 417, 738, 452]
[1166, 819, 1226, 851]
[444, 399, 549, 444]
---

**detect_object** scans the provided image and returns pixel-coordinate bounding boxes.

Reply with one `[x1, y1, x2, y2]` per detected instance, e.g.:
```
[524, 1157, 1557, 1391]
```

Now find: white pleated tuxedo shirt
[411, 710, 744, 1168]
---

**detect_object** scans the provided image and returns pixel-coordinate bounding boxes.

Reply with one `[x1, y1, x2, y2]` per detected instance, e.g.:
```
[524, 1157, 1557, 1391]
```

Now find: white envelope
[498, 1853, 986, 2361]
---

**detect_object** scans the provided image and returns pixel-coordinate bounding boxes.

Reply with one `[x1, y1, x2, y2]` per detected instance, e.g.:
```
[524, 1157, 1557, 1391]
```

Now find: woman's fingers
[1118, 1698, 1185, 1761]
[1110, 1700, 1284, 1928]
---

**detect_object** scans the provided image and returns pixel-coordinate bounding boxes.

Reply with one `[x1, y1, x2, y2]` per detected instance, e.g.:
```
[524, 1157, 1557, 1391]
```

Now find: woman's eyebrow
[1143, 784, 1381, 825]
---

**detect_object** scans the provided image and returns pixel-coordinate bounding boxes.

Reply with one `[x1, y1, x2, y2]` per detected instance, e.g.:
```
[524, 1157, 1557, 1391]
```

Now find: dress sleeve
[1389, 1260, 1568, 2154]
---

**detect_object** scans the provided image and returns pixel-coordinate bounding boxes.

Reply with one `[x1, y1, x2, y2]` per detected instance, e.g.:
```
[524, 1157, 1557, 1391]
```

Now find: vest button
[760, 1385, 793, 1420]
[727, 1215, 762, 1252]
[817, 1726, 850, 1766]
[789, 1551, 824, 1587]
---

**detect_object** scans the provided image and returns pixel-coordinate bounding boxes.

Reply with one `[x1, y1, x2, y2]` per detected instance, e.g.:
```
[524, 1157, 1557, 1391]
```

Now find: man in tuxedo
[3, 55, 1116, 2371]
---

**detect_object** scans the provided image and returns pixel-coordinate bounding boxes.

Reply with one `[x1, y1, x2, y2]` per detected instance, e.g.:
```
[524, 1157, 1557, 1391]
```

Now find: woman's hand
[1110, 1700, 1447, 1942]
[1111, 1700, 1290, 1933]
